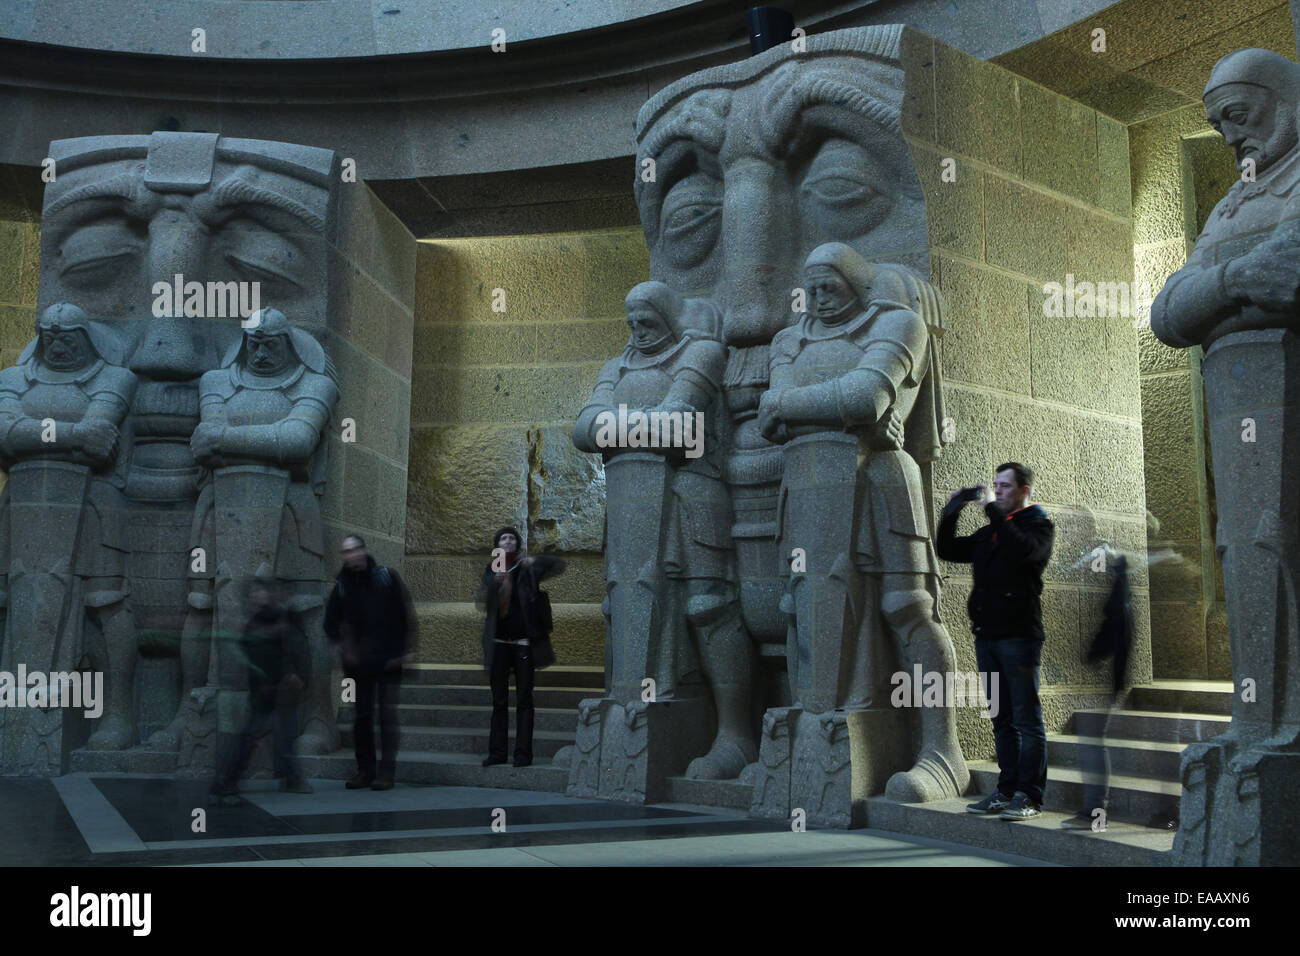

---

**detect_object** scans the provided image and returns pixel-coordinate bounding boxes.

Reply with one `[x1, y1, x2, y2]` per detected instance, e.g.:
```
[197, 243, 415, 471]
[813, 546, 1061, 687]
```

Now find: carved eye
[61, 248, 138, 283]
[223, 252, 300, 289]
[664, 200, 721, 234]
[806, 175, 871, 205]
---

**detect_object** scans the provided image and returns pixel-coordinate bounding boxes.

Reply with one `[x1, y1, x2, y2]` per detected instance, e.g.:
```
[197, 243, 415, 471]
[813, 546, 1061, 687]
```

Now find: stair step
[1072, 708, 1231, 742]
[399, 663, 604, 690]
[393, 684, 598, 708]
[968, 760, 1180, 824]
[338, 725, 575, 758]
[297, 751, 569, 794]
[1126, 680, 1234, 716]
[339, 703, 578, 732]
[664, 776, 753, 811]
[864, 796, 1173, 866]
[1045, 734, 1187, 780]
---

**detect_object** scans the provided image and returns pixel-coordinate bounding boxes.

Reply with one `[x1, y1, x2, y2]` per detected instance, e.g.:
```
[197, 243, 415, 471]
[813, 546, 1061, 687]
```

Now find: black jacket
[242, 604, 310, 693]
[936, 500, 1055, 641]
[476, 555, 566, 669]
[324, 555, 418, 674]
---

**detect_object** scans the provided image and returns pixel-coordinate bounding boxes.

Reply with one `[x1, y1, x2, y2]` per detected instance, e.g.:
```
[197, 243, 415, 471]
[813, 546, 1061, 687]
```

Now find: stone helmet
[803, 242, 876, 309]
[222, 306, 330, 375]
[21, 302, 124, 366]
[1204, 48, 1300, 105]
[623, 281, 723, 343]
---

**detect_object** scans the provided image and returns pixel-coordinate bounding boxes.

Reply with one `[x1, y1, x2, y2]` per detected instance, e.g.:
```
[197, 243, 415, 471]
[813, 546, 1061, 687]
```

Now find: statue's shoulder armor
[677, 336, 726, 381]
[285, 368, 340, 408]
[86, 363, 138, 401]
[770, 322, 805, 362]
[0, 365, 27, 395]
[198, 368, 237, 401]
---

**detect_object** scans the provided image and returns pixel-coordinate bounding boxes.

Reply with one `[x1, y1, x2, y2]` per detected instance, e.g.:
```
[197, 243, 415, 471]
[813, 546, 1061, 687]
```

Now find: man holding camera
[937, 462, 1054, 820]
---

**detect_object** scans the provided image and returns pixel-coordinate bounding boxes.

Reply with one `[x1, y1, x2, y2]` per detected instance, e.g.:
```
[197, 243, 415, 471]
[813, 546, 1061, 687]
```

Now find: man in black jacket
[324, 535, 418, 790]
[937, 462, 1054, 820]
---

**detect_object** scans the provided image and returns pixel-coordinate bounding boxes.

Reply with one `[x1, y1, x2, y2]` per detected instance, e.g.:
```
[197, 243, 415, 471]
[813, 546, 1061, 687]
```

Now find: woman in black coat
[475, 527, 566, 767]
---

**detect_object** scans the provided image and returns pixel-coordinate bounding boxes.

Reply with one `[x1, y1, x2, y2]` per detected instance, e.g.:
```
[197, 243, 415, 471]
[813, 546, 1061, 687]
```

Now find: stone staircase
[299, 662, 602, 793]
[863, 679, 1234, 864]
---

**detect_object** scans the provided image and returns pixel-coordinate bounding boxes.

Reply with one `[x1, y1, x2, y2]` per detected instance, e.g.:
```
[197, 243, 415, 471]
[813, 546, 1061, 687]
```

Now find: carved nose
[146, 211, 209, 288]
[718, 160, 796, 345]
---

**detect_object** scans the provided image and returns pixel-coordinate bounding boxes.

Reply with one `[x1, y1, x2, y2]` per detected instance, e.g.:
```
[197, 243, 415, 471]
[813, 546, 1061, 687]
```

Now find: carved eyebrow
[762, 74, 901, 151]
[44, 172, 156, 220]
[200, 175, 325, 233]
[638, 91, 731, 162]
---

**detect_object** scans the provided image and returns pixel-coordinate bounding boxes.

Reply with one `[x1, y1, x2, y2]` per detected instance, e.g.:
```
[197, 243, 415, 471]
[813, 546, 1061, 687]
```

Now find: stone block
[1074, 416, 1146, 514]
[414, 362, 603, 425]
[1097, 114, 1132, 218]
[1020, 81, 1099, 203]
[414, 322, 536, 367]
[536, 319, 630, 364]
[1138, 371, 1205, 544]
[930, 383, 991, 496]
[912, 146, 983, 261]
[336, 184, 418, 307]
[1149, 600, 1207, 679]
[1030, 307, 1106, 410]
[530, 425, 605, 553]
[984, 175, 1068, 281]
[1064, 207, 1133, 289]
[934, 42, 1021, 177]
[988, 398, 1077, 507]
[406, 424, 529, 554]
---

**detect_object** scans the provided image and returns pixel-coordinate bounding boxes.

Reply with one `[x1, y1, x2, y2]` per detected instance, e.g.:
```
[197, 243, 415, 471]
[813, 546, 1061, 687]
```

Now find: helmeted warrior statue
[759, 243, 968, 802]
[1151, 48, 1300, 866]
[155, 308, 340, 757]
[0, 303, 137, 771]
[573, 282, 757, 783]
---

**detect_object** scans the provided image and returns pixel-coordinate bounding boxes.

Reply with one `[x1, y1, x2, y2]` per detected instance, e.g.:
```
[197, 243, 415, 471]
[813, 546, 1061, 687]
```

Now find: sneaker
[345, 772, 375, 789]
[999, 792, 1042, 820]
[482, 756, 507, 767]
[281, 777, 314, 794]
[513, 756, 532, 768]
[370, 775, 394, 791]
[966, 791, 1013, 814]
[209, 783, 239, 807]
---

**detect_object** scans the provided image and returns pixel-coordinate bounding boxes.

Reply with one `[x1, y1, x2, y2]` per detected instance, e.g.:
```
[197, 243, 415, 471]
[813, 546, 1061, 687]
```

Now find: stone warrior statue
[0, 303, 137, 768]
[573, 282, 757, 779]
[1151, 48, 1300, 865]
[154, 308, 340, 758]
[758, 243, 968, 802]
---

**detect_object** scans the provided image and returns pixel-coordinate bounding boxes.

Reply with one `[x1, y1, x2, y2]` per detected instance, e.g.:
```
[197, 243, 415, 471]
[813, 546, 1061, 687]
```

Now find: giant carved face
[634, 26, 927, 354]
[39, 133, 337, 378]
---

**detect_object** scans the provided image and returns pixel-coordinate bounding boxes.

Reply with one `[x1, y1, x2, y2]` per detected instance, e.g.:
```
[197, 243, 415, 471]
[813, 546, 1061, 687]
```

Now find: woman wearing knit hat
[475, 527, 566, 767]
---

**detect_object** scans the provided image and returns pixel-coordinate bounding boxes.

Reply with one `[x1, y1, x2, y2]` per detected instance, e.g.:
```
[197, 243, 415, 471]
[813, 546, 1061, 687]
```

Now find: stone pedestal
[564, 695, 714, 804]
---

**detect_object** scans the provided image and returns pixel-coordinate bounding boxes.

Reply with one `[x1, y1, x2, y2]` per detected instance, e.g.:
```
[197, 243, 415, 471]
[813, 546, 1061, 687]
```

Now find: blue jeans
[975, 637, 1047, 806]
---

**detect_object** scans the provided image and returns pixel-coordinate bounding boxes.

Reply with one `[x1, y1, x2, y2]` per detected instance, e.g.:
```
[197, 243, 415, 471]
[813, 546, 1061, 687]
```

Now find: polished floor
[2, 773, 1048, 866]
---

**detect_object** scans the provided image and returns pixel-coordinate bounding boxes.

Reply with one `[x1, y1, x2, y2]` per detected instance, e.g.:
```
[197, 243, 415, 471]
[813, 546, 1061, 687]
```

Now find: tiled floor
[4, 773, 1048, 867]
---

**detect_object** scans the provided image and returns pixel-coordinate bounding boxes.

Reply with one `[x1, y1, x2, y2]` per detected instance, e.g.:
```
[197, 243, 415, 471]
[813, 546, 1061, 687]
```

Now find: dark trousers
[976, 637, 1047, 806]
[489, 642, 534, 761]
[219, 685, 300, 787]
[354, 672, 402, 777]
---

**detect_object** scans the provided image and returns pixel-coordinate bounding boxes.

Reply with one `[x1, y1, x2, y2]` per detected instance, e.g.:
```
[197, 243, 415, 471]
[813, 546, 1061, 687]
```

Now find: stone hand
[1227, 225, 1300, 311]
[77, 419, 119, 462]
[871, 406, 904, 450]
[190, 422, 224, 462]
[757, 391, 788, 443]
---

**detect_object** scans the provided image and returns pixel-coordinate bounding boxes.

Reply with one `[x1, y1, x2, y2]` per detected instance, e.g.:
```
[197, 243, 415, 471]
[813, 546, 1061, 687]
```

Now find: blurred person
[210, 579, 311, 806]
[324, 535, 418, 791]
[938, 462, 1055, 821]
[476, 527, 566, 768]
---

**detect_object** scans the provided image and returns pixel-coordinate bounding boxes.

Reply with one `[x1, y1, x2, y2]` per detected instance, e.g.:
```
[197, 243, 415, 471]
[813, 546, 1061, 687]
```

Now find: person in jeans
[476, 527, 566, 768]
[937, 462, 1054, 820]
[324, 535, 418, 791]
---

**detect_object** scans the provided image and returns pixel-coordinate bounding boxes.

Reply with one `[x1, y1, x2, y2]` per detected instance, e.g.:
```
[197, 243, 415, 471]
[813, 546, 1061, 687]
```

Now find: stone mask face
[635, 31, 925, 349]
[244, 333, 292, 376]
[1206, 82, 1300, 174]
[39, 328, 93, 370]
[39, 133, 334, 378]
[625, 305, 674, 354]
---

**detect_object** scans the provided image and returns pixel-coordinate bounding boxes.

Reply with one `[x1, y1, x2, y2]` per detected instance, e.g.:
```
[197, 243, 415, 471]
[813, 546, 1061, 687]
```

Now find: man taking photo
[937, 462, 1054, 820]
